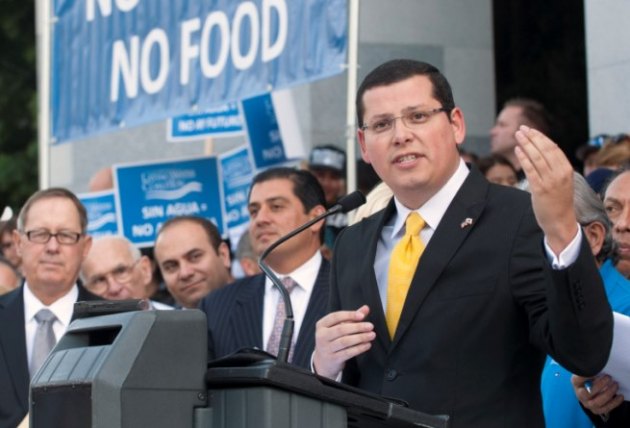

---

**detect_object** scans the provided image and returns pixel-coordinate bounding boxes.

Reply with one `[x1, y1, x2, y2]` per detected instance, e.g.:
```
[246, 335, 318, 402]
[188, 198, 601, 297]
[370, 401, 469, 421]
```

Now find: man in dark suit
[312, 59, 613, 427]
[200, 167, 329, 369]
[0, 188, 100, 427]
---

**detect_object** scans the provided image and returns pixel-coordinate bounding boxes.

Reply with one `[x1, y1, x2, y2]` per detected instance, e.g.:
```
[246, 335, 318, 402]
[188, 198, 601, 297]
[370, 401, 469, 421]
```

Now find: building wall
[50, 0, 496, 191]
[307, 0, 496, 157]
[585, 0, 630, 135]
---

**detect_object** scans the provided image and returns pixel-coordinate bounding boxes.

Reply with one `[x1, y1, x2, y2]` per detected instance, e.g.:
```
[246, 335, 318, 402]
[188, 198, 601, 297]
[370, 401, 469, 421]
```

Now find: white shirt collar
[23, 282, 79, 328]
[391, 158, 470, 238]
[264, 251, 323, 294]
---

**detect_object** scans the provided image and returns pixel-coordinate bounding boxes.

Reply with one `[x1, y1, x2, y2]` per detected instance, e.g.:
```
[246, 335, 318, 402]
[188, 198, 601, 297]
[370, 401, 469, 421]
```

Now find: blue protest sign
[52, 0, 348, 143]
[241, 93, 287, 168]
[220, 146, 254, 230]
[78, 190, 120, 238]
[168, 102, 243, 142]
[114, 156, 224, 247]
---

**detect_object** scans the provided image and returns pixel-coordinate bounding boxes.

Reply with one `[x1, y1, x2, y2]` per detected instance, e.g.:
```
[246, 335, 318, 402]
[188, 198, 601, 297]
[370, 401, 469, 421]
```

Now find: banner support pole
[345, 0, 360, 194]
[35, 0, 52, 190]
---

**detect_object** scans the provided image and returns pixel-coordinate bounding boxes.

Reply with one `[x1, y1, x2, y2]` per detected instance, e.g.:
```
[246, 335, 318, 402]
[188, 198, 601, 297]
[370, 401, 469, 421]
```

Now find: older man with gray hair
[234, 232, 261, 277]
[81, 235, 172, 310]
[541, 173, 630, 428]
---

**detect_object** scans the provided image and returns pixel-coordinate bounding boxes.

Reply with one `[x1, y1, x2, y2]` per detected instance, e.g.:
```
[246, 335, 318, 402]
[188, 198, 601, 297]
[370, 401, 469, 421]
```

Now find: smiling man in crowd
[154, 216, 233, 309]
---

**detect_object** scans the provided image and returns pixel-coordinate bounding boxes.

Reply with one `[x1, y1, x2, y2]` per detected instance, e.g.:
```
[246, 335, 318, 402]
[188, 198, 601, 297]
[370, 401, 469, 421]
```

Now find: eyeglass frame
[360, 107, 451, 135]
[84, 258, 142, 293]
[21, 229, 84, 245]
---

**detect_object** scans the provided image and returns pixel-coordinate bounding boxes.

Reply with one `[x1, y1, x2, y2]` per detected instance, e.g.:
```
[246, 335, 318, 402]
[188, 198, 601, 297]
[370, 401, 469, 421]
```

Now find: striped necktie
[266, 277, 298, 361]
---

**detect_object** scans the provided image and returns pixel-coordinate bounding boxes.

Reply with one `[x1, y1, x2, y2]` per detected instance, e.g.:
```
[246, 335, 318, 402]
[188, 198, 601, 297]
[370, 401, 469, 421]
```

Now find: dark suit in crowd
[201, 261, 329, 369]
[0, 284, 100, 428]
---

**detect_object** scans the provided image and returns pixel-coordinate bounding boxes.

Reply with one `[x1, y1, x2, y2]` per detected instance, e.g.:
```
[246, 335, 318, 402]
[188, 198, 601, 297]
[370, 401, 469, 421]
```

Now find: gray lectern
[30, 310, 207, 428]
[31, 309, 448, 428]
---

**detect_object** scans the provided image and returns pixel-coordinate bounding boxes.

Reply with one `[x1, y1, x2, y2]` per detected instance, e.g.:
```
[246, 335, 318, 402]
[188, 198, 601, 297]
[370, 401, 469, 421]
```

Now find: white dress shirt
[150, 300, 174, 310]
[262, 251, 322, 351]
[374, 159, 582, 312]
[23, 283, 78, 366]
[312, 159, 584, 377]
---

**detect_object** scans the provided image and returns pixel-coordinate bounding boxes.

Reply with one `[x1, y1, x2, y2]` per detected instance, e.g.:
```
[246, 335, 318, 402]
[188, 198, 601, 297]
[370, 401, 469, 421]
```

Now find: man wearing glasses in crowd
[80, 235, 172, 310]
[0, 188, 100, 427]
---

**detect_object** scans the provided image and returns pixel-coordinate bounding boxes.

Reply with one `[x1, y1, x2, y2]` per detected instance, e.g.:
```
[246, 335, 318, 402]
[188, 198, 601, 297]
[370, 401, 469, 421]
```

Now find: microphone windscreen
[337, 190, 366, 213]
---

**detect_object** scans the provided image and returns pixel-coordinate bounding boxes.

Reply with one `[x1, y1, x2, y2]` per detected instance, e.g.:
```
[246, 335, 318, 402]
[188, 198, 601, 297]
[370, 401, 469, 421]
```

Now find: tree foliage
[0, 0, 38, 212]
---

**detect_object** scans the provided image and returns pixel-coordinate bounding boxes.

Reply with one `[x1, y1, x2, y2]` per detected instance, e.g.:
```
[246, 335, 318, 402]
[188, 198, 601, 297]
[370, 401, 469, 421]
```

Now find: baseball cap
[308, 145, 346, 174]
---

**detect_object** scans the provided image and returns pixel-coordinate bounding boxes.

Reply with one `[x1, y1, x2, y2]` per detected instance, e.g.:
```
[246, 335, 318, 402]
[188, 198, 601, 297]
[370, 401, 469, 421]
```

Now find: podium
[204, 355, 449, 428]
[30, 310, 449, 428]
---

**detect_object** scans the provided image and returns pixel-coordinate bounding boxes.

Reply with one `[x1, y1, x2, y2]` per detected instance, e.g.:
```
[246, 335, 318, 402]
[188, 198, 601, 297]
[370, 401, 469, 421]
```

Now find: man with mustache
[571, 166, 630, 427]
[604, 167, 630, 278]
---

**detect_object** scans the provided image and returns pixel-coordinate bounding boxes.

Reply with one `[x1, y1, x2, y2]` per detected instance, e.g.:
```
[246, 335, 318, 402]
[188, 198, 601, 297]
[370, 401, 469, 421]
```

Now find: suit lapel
[0, 282, 100, 415]
[293, 260, 330, 367]
[360, 200, 398, 352]
[233, 275, 265, 350]
[393, 168, 489, 346]
[0, 287, 30, 412]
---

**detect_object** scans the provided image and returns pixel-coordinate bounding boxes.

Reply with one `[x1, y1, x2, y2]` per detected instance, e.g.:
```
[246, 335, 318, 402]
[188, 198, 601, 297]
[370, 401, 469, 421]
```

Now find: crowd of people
[0, 58, 629, 427]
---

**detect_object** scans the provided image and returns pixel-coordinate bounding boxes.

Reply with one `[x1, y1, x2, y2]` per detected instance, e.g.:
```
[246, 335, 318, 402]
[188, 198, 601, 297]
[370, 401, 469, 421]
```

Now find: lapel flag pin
[460, 218, 473, 229]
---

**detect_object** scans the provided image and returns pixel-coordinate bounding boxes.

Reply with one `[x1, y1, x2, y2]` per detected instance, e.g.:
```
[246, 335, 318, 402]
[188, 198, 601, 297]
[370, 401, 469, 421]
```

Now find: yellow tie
[386, 212, 425, 338]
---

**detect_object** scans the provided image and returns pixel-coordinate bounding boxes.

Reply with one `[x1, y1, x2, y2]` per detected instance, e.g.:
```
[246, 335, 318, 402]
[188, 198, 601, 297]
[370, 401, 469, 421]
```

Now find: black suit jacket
[0, 283, 100, 428]
[330, 168, 613, 428]
[200, 259, 329, 370]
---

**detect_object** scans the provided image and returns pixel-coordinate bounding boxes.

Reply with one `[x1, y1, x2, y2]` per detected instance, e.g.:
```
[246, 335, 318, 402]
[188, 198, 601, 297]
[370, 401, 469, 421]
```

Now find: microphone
[258, 190, 366, 363]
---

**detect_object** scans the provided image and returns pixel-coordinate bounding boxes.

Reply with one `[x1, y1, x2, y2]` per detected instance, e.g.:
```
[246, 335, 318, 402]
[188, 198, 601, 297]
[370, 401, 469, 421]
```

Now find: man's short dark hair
[157, 216, 223, 252]
[17, 188, 88, 233]
[250, 167, 326, 213]
[356, 59, 456, 128]
[478, 154, 518, 177]
[504, 98, 552, 136]
[249, 167, 326, 242]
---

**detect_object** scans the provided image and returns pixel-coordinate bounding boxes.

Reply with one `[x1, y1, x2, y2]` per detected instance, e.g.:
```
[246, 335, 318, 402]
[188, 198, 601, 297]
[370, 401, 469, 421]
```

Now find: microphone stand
[257, 191, 365, 364]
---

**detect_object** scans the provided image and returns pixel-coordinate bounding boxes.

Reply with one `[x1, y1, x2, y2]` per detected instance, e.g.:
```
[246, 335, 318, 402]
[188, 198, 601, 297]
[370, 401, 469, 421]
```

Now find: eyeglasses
[23, 229, 82, 245]
[85, 259, 140, 293]
[360, 107, 449, 135]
